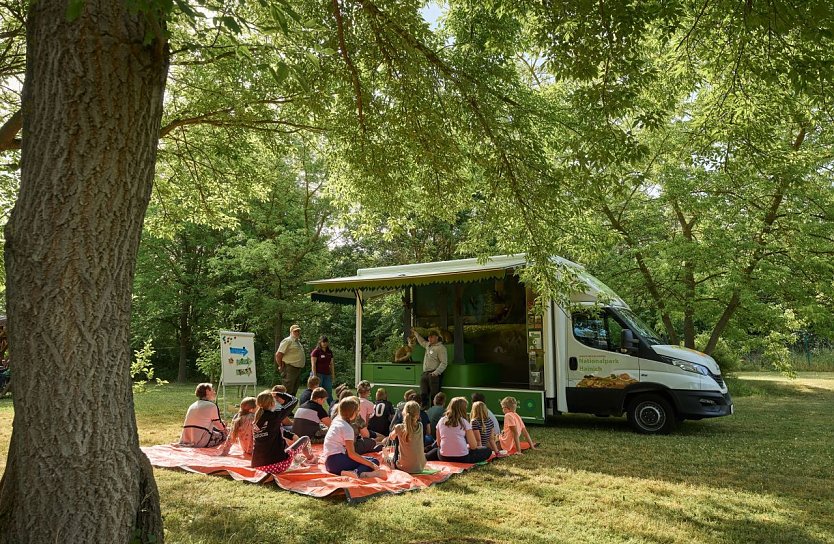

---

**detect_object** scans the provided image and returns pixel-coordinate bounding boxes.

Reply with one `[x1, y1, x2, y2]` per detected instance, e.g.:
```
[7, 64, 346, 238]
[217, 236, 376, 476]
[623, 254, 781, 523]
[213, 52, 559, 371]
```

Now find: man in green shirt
[275, 324, 305, 395]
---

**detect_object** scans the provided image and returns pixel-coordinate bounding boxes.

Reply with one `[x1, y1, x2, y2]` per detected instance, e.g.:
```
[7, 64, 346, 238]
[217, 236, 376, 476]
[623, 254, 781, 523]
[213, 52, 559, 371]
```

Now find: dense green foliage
[2, 0, 833, 379]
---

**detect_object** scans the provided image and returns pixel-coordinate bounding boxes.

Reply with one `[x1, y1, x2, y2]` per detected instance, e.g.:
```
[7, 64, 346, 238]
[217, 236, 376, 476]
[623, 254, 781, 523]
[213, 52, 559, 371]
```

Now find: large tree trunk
[0, 1, 168, 542]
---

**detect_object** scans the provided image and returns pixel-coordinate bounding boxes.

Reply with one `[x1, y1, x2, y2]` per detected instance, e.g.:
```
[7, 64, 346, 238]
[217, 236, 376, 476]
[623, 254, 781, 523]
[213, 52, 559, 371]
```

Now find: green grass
[2, 374, 834, 544]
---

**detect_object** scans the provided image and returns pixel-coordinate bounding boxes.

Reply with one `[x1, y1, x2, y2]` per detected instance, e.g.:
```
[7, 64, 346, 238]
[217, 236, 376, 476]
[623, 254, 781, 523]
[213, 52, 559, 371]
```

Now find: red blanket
[142, 443, 513, 502]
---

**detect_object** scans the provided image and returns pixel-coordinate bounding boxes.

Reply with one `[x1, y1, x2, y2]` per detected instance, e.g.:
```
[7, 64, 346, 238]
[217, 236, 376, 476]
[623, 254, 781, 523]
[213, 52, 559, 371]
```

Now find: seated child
[345, 394, 382, 455]
[389, 400, 427, 474]
[391, 392, 433, 446]
[271, 384, 297, 443]
[292, 387, 332, 442]
[252, 390, 314, 474]
[367, 388, 395, 437]
[356, 380, 377, 434]
[322, 397, 385, 479]
[220, 396, 257, 458]
[179, 383, 227, 448]
[428, 396, 492, 463]
[330, 386, 352, 419]
[394, 388, 417, 415]
[426, 392, 446, 438]
[299, 374, 321, 405]
[471, 392, 500, 435]
[499, 396, 536, 455]
[470, 401, 499, 455]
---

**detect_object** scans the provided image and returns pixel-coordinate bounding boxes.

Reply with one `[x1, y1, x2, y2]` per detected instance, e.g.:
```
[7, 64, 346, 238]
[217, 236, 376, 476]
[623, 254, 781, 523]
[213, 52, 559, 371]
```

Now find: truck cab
[561, 303, 733, 434]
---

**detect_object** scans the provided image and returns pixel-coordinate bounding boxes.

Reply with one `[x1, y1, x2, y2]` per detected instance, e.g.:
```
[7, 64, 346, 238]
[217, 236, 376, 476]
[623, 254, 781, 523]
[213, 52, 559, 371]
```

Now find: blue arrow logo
[230, 346, 248, 357]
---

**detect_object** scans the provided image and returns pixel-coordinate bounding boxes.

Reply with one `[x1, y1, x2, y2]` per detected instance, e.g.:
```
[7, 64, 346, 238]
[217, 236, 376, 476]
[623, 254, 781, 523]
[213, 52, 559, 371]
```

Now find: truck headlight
[664, 357, 710, 376]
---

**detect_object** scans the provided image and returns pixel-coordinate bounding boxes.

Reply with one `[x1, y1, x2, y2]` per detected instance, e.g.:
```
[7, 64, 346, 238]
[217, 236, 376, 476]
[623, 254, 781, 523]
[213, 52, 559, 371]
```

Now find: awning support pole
[354, 289, 363, 384]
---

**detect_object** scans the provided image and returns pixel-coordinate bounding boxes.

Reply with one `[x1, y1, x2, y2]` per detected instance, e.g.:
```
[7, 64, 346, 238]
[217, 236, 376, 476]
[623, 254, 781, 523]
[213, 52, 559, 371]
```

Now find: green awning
[308, 255, 528, 303]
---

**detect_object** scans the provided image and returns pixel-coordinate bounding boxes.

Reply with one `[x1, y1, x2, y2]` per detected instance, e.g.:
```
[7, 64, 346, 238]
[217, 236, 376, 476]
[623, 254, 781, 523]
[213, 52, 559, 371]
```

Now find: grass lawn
[2, 373, 833, 543]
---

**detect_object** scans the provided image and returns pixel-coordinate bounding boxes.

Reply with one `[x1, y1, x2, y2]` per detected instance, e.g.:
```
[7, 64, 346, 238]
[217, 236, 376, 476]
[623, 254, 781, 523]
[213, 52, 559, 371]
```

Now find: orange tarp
[142, 443, 521, 502]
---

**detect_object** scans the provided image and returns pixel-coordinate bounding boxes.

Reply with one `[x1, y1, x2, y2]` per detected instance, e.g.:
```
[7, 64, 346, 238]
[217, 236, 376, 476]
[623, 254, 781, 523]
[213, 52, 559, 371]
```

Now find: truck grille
[710, 373, 725, 388]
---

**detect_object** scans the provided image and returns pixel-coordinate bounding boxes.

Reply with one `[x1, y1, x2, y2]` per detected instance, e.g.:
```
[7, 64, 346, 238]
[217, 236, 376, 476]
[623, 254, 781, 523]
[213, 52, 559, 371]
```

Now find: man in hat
[275, 324, 305, 395]
[413, 329, 448, 408]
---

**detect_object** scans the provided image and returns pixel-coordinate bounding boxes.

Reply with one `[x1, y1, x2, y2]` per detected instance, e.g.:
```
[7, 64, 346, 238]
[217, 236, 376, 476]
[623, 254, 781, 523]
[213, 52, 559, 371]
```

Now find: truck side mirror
[621, 329, 638, 355]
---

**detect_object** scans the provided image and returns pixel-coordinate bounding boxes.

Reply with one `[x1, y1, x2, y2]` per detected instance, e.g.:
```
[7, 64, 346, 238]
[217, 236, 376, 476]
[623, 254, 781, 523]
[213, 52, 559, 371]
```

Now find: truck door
[566, 308, 641, 415]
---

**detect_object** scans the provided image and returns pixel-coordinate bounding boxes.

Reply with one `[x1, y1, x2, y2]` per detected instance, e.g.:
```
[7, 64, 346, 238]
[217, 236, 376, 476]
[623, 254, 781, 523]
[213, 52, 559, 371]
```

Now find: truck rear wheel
[627, 394, 676, 435]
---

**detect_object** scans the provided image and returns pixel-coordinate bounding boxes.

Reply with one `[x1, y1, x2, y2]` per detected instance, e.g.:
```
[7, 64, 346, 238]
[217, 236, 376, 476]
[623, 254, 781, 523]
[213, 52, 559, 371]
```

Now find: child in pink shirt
[220, 397, 257, 458]
[499, 396, 535, 455]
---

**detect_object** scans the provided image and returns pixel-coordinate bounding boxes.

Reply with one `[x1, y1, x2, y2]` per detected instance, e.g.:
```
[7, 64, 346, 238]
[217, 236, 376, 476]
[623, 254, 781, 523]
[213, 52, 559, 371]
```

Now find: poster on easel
[219, 330, 257, 385]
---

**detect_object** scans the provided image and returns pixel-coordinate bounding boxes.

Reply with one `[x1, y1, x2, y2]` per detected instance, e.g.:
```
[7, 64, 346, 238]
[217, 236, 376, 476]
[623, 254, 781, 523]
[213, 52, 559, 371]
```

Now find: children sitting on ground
[427, 396, 492, 463]
[220, 396, 257, 458]
[427, 392, 446, 437]
[471, 392, 500, 436]
[367, 388, 395, 437]
[499, 396, 535, 455]
[389, 400, 427, 474]
[252, 390, 315, 474]
[330, 386, 352, 418]
[322, 397, 385, 479]
[470, 401, 500, 455]
[271, 384, 296, 439]
[356, 380, 376, 430]
[390, 392, 433, 446]
[299, 374, 321, 405]
[395, 388, 416, 413]
[346, 394, 383, 454]
[292, 387, 332, 443]
[179, 383, 228, 448]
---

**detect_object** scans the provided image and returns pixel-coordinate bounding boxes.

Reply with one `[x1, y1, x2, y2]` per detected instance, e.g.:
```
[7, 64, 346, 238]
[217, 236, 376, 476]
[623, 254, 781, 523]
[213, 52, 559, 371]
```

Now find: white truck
[309, 254, 733, 434]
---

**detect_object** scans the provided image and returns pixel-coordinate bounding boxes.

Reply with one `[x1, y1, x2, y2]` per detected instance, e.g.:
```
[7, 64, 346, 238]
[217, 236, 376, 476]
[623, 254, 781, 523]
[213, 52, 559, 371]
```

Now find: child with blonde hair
[389, 400, 427, 473]
[499, 396, 535, 455]
[220, 396, 257, 458]
[470, 401, 499, 454]
[251, 390, 314, 474]
[322, 397, 385, 479]
[427, 396, 492, 463]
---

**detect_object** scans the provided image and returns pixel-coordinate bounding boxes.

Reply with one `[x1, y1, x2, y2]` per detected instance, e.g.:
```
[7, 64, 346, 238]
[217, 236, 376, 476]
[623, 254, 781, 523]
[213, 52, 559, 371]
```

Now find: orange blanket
[142, 443, 509, 502]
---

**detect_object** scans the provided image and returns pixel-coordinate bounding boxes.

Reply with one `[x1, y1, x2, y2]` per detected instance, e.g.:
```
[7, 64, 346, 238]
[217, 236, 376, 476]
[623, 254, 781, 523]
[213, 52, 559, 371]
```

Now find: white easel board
[219, 330, 257, 385]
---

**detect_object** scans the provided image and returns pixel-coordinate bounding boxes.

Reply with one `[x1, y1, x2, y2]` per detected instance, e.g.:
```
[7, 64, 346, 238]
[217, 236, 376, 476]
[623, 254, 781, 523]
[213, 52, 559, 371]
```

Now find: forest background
[1, 1, 833, 388]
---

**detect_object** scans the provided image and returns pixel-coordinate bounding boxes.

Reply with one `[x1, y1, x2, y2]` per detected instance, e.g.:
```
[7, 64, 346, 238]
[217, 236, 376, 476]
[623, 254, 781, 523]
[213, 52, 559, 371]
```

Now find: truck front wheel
[627, 394, 676, 435]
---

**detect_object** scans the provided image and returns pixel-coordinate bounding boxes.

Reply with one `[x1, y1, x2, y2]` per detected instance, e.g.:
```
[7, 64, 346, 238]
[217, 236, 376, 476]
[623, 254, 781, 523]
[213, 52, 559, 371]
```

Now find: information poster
[219, 330, 257, 385]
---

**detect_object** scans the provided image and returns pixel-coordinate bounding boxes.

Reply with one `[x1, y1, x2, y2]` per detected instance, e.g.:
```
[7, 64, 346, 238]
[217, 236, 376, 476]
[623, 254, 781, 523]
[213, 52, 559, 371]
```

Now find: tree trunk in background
[0, 0, 168, 541]
[177, 312, 191, 383]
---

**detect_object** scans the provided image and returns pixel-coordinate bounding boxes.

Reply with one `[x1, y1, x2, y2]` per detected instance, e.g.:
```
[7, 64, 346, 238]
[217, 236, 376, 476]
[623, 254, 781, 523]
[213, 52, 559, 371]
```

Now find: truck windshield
[615, 308, 663, 346]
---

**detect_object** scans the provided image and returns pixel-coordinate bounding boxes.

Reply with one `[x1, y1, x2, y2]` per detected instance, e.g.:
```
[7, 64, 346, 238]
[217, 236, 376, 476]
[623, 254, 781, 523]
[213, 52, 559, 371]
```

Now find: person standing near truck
[414, 329, 448, 409]
[275, 324, 305, 395]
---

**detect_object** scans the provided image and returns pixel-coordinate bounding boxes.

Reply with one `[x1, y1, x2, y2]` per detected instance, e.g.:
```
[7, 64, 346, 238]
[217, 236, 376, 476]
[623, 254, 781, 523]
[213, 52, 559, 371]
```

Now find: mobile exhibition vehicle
[309, 255, 733, 434]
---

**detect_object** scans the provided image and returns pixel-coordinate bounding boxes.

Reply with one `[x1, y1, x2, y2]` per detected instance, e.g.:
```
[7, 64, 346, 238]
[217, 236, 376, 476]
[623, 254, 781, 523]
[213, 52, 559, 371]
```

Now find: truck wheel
[627, 394, 676, 435]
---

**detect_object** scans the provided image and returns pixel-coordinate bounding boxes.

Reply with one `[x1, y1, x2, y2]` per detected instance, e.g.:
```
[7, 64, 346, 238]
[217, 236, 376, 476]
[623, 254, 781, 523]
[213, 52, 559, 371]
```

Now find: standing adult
[310, 335, 336, 405]
[179, 383, 228, 448]
[414, 329, 448, 408]
[275, 324, 305, 395]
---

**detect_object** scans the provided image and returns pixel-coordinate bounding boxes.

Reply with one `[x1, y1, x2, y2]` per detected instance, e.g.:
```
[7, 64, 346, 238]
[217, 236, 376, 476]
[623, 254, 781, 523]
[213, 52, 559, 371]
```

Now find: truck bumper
[670, 390, 733, 419]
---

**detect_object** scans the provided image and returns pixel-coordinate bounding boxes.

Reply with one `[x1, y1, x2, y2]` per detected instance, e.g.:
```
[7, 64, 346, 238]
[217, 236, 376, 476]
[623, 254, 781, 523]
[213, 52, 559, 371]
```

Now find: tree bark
[177, 305, 191, 383]
[672, 202, 697, 349]
[0, 0, 168, 542]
